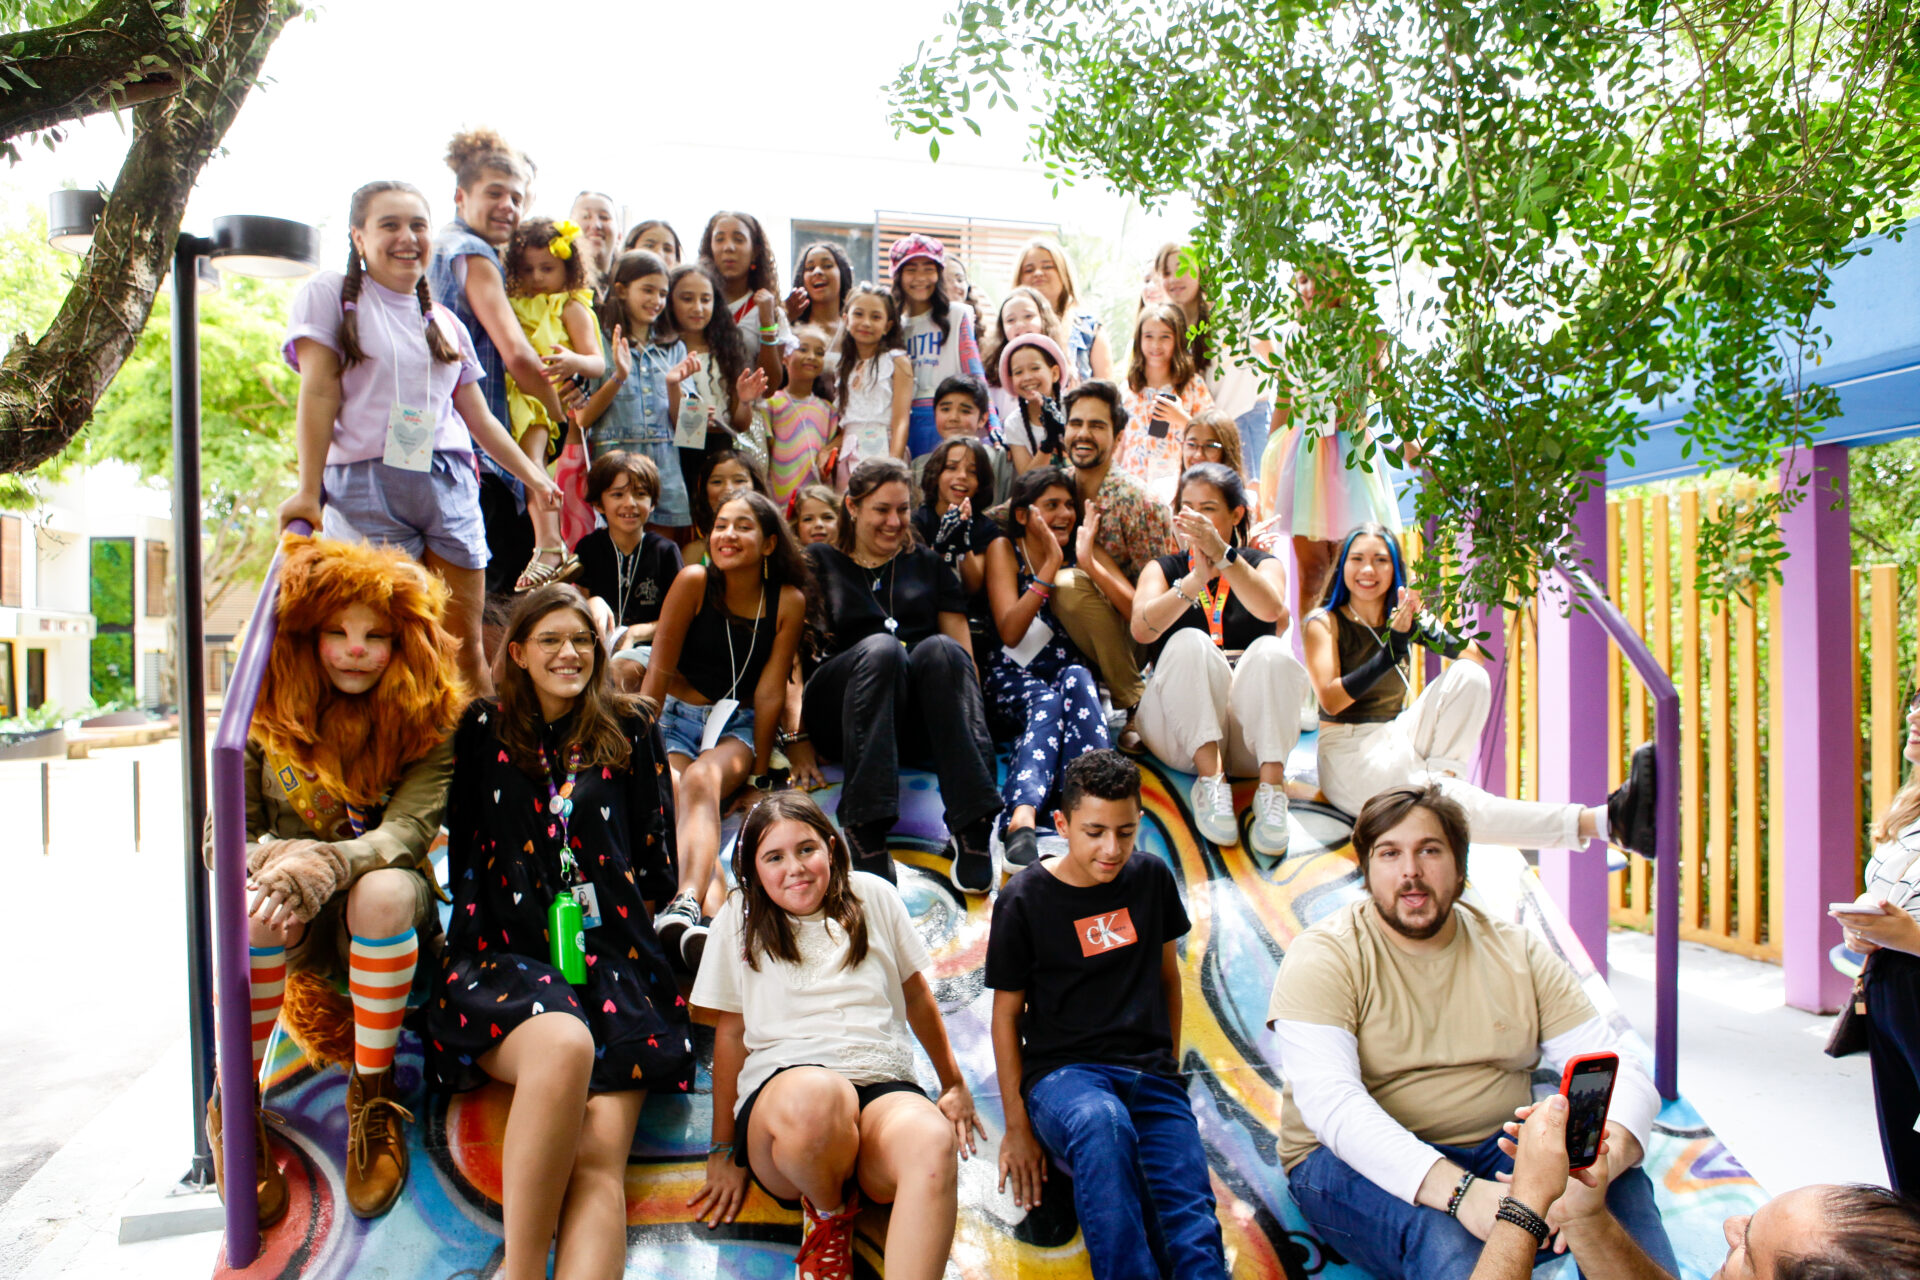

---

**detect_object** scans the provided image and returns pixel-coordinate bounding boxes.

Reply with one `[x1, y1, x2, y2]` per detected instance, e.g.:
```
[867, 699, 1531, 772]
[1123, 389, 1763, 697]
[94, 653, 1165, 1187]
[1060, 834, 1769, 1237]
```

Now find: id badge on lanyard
[373, 297, 434, 471]
[675, 388, 709, 449]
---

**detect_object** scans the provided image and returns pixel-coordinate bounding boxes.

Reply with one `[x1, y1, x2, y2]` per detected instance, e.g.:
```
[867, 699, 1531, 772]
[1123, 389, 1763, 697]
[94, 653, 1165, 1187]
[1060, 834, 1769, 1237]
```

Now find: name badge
[700, 697, 740, 754]
[573, 882, 603, 930]
[674, 396, 709, 449]
[1003, 616, 1053, 668]
[383, 402, 433, 471]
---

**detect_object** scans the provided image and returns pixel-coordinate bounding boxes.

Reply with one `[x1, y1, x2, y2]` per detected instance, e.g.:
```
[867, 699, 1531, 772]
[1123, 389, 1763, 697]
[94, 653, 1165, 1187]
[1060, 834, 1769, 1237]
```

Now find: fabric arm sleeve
[1413, 618, 1470, 661]
[1538, 1018, 1659, 1162]
[1340, 642, 1402, 700]
[327, 734, 456, 888]
[1275, 1019, 1445, 1204]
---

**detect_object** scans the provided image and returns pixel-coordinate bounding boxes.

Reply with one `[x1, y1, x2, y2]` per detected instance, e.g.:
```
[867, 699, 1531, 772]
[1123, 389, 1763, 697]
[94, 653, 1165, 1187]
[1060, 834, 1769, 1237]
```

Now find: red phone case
[1558, 1051, 1620, 1171]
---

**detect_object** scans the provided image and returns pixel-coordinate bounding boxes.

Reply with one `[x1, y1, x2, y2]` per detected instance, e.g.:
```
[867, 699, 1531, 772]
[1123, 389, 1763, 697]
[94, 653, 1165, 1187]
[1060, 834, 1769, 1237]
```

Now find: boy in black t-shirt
[575, 451, 682, 688]
[985, 750, 1226, 1280]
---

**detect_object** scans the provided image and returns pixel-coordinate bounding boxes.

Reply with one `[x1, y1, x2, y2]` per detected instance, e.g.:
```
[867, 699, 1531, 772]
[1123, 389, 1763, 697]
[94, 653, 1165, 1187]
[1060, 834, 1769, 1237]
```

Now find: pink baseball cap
[889, 233, 946, 274]
[998, 332, 1076, 392]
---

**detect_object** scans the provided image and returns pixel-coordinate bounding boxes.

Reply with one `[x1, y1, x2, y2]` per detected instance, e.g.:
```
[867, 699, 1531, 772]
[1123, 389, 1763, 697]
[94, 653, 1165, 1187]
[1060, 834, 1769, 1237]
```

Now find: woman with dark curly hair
[784, 239, 854, 338]
[700, 210, 788, 390]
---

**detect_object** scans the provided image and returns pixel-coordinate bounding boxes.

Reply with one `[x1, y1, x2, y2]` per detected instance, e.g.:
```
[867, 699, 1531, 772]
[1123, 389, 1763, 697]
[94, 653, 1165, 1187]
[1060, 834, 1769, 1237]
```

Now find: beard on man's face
[1369, 867, 1460, 941]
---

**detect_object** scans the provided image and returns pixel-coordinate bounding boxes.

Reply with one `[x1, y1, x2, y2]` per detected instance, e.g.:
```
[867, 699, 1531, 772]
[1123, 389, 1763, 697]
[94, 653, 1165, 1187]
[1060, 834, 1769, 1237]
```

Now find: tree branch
[0, 0, 294, 473]
[0, 0, 196, 147]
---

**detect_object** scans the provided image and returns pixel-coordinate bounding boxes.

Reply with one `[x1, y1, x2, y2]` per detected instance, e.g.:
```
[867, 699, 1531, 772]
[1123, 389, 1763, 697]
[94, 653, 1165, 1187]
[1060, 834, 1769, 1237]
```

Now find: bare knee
[681, 757, 723, 806]
[893, 1110, 958, 1187]
[764, 1071, 859, 1141]
[524, 1014, 596, 1091]
[345, 868, 419, 937]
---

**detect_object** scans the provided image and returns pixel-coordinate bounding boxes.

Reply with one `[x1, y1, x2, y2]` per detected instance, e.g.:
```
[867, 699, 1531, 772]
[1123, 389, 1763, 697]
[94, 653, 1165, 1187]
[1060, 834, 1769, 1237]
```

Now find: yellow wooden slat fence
[1490, 483, 1911, 961]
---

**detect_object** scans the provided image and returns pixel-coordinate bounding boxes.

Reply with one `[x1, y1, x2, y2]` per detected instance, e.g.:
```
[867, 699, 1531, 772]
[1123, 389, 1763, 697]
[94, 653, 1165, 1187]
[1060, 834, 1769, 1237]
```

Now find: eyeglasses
[1187, 440, 1226, 455]
[530, 632, 597, 655]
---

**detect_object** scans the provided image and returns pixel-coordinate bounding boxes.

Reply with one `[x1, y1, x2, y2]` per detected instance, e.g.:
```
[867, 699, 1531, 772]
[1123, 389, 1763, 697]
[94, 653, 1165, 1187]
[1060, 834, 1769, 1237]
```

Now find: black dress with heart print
[426, 699, 695, 1095]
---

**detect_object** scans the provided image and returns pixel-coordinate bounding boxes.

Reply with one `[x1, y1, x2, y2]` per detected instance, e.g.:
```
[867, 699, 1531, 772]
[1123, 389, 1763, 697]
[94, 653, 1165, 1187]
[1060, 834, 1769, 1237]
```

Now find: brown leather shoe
[345, 1068, 413, 1218]
[206, 1091, 289, 1227]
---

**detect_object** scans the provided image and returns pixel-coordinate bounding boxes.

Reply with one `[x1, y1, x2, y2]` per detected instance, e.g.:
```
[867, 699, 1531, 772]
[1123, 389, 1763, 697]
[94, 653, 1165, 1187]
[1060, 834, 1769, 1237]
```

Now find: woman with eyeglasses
[1833, 689, 1920, 1192]
[1152, 408, 1252, 511]
[430, 583, 693, 1280]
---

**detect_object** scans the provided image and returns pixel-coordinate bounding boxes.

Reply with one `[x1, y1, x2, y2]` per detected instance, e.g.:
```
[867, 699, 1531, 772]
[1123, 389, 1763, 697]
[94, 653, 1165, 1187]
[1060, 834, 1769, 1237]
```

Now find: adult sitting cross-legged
[1266, 784, 1678, 1280]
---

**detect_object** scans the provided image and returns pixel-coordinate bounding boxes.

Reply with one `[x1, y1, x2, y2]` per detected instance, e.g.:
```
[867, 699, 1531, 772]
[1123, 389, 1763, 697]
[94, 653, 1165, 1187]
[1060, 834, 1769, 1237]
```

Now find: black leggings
[1869, 948, 1920, 1194]
[803, 633, 1001, 832]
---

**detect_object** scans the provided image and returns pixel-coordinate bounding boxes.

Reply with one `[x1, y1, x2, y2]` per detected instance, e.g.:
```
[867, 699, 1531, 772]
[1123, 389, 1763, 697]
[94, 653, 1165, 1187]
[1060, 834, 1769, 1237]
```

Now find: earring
[762, 556, 769, 580]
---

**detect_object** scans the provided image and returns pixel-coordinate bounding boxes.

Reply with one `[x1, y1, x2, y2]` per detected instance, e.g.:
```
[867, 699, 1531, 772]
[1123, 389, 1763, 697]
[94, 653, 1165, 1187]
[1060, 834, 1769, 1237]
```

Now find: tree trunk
[0, 0, 294, 474]
[0, 0, 193, 149]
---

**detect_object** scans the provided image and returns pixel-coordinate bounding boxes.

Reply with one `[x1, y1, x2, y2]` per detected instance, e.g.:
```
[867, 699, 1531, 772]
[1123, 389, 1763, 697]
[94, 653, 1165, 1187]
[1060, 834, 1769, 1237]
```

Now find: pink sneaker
[795, 1190, 860, 1280]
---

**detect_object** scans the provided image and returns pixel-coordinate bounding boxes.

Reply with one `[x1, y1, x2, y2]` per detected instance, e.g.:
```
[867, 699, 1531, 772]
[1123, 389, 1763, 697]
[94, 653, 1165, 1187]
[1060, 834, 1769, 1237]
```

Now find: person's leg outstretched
[854, 1092, 960, 1280]
[478, 1013, 595, 1280]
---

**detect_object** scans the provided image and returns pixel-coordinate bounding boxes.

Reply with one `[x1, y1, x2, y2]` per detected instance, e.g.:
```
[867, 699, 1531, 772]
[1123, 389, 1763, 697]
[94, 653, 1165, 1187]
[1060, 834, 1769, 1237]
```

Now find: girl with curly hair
[699, 210, 788, 390]
[205, 536, 467, 1226]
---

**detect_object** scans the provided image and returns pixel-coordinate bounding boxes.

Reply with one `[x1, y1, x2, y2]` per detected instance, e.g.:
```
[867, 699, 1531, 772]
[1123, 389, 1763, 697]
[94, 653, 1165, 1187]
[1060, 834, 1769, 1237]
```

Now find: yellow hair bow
[549, 220, 580, 261]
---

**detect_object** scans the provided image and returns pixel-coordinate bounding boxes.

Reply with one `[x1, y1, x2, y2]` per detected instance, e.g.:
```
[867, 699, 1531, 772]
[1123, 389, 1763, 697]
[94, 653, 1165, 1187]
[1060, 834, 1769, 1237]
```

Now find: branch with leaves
[0, 0, 198, 154]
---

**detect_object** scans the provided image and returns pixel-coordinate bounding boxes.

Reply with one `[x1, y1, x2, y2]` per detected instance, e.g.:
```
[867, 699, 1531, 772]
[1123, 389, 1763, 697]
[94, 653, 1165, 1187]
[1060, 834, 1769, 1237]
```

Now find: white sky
[2, 0, 1190, 287]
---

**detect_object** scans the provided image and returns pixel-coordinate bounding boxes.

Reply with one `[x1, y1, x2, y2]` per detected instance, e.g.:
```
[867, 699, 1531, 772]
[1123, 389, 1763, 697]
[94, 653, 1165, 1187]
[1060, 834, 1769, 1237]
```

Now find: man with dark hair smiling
[986, 749, 1226, 1280]
[1267, 784, 1675, 1279]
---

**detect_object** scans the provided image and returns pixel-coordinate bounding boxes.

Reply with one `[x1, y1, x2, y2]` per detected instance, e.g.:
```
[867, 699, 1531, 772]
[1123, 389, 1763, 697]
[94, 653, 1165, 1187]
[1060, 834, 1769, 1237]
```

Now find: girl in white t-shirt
[689, 791, 982, 1280]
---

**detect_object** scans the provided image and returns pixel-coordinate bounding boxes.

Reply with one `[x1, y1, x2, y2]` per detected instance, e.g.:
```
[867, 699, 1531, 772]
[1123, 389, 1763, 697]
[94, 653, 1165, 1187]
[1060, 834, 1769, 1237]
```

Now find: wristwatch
[1221, 544, 1241, 566]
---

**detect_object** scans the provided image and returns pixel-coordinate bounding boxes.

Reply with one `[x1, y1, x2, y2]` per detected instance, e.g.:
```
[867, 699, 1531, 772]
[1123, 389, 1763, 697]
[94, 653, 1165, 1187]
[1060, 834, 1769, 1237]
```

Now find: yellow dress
[507, 288, 600, 446]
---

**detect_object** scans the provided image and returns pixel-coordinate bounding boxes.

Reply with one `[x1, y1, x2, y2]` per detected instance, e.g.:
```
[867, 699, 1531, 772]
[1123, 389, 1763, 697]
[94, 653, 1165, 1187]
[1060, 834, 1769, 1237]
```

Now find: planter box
[80, 710, 153, 729]
[0, 727, 68, 762]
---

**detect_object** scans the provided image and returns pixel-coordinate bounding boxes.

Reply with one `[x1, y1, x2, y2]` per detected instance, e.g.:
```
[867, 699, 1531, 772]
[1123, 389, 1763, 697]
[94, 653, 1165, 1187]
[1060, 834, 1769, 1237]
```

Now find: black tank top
[677, 581, 777, 704]
[1319, 607, 1409, 724]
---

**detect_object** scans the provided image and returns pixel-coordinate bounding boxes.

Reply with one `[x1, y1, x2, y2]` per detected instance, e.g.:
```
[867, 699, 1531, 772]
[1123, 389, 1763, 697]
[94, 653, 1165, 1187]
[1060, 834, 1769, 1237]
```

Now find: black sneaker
[652, 891, 701, 959]
[947, 821, 995, 895]
[1608, 743, 1658, 859]
[679, 916, 710, 974]
[1003, 826, 1040, 869]
[841, 821, 897, 885]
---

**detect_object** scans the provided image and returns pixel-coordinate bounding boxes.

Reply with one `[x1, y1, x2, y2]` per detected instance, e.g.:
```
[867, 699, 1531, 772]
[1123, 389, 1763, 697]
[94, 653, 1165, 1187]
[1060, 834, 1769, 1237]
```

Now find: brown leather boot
[205, 1091, 289, 1227]
[345, 1068, 413, 1218]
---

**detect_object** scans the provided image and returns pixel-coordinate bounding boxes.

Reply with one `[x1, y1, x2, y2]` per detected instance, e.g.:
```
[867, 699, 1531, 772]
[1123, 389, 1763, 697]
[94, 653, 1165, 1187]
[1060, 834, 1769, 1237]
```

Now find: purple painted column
[1470, 601, 1508, 793]
[1778, 445, 1855, 1014]
[1536, 476, 1612, 974]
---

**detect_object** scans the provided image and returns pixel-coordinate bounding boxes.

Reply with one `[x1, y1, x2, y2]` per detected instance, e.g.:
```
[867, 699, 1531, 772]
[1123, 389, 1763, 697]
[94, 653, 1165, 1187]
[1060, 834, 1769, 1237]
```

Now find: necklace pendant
[549, 793, 566, 816]
[883, 616, 899, 634]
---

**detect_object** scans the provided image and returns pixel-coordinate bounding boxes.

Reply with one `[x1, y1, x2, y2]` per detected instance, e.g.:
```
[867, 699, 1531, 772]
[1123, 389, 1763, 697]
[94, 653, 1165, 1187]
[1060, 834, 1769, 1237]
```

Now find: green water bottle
[549, 893, 588, 984]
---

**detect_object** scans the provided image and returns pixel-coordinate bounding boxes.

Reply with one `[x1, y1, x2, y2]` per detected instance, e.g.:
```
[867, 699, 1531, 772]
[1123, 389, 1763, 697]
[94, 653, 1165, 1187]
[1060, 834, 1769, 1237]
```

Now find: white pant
[1315, 660, 1586, 849]
[1137, 631, 1309, 777]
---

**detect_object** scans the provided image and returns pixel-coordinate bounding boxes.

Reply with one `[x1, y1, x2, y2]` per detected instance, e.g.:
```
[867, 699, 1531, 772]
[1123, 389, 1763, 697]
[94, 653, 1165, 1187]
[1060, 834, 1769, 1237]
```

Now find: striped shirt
[1864, 817, 1920, 923]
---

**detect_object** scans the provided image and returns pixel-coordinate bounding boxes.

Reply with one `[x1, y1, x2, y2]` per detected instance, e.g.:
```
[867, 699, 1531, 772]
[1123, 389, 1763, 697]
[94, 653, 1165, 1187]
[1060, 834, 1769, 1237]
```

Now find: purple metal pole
[1777, 445, 1855, 1013]
[208, 522, 305, 1267]
[1537, 477, 1612, 974]
[1551, 557, 1680, 1100]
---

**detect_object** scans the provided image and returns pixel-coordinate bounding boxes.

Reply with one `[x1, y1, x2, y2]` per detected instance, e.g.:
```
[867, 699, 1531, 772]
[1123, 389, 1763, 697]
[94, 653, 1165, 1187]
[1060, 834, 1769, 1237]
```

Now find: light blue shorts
[657, 694, 754, 761]
[322, 452, 489, 569]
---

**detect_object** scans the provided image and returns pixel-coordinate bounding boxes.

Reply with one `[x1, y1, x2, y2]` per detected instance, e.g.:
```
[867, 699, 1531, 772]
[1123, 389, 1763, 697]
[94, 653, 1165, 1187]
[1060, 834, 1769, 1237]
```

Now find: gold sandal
[514, 547, 570, 593]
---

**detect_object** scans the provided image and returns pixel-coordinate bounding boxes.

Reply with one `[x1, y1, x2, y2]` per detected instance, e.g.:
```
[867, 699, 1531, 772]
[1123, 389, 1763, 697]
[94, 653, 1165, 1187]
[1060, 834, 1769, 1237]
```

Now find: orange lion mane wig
[248, 535, 468, 807]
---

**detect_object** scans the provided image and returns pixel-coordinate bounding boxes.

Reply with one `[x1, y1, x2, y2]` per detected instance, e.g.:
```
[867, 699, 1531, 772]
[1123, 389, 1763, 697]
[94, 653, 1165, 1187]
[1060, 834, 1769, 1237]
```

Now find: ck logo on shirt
[1075, 908, 1138, 957]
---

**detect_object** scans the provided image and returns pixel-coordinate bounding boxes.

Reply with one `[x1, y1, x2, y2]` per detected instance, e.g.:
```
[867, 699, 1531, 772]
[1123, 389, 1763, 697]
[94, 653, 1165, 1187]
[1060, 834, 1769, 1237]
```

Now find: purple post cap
[889, 233, 946, 275]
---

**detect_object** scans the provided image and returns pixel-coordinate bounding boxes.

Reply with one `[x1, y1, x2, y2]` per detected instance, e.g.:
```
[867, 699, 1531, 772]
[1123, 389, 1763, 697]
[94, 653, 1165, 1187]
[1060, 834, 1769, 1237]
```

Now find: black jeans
[478, 470, 534, 598]
[1869, 947, 1920, 1194]
[804, 633, 1001, 832]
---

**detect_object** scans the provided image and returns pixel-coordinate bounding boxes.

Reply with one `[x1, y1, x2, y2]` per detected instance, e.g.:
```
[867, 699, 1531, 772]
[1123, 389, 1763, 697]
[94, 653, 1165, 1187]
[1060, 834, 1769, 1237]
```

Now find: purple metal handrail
[208, 521, 308, 1266]
[1551, 556, 1681, 1101]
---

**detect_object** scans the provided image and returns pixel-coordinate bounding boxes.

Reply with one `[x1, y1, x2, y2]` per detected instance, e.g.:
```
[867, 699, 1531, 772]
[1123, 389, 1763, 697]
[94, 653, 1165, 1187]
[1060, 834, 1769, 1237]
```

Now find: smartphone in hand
[1829, 900, 1888, 916]
[1559, 1051, 1619, 1171]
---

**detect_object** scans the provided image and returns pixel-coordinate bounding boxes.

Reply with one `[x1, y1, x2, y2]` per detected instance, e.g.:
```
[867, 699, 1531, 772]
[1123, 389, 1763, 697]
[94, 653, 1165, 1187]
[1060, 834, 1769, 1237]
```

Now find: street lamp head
[47, 188, 106, 255]
[209, 214, 321, 280]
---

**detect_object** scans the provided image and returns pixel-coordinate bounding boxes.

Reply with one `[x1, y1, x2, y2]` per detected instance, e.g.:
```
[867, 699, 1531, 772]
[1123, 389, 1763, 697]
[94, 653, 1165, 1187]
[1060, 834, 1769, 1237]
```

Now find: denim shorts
[322, 452, 489, 569]
[657, 694, 754, 760]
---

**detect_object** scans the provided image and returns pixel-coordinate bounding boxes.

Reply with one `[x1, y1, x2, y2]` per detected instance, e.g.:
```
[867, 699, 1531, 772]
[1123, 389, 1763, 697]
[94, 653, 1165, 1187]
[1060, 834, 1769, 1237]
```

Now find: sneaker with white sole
[796, 1191, 860, 1280]
[1189, 773, 1238, 847]
[652, 891, 702, 963]
[1249, 782, 1291, 858]
[947, 823, 995, 895]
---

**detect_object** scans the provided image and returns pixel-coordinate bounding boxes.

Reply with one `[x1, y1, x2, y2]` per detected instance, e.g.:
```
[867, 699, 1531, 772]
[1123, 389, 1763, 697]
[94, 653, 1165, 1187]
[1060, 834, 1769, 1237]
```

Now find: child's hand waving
[753, 289, 780, 326]
[666, 351, 701, 389]
[736, 366, 769, 405]
[608, 325, 631, 384]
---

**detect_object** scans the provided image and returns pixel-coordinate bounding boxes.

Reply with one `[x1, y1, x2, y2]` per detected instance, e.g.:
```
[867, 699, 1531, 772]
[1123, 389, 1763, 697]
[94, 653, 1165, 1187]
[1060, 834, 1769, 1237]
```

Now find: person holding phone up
[1266, 785, 1675, 1280]
[1833, 688, 1920, 1193]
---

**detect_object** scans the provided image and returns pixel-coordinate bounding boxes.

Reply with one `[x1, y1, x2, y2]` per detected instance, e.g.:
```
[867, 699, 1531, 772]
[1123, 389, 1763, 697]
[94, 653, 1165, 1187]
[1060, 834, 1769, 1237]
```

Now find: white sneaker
[1189, 773, 1238, 847]
[1249, 782, 1291, 858]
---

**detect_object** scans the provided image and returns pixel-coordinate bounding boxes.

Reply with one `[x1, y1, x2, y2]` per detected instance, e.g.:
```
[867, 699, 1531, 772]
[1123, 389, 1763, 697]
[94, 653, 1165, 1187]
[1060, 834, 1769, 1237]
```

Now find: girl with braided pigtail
[280, 181, 562, 696]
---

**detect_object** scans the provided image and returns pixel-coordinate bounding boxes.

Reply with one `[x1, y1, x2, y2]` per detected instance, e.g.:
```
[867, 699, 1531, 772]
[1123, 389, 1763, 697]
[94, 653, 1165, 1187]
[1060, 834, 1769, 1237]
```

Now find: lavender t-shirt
[284, 271, 484, 466]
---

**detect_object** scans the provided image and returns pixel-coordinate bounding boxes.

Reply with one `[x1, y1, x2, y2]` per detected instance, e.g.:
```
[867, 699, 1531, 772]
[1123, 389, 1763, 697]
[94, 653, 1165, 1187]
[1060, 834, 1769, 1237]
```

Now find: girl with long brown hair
[1113, 301, 1215, 488]
[429, 584, 692, 1280]
[689, 791, 982, 1280]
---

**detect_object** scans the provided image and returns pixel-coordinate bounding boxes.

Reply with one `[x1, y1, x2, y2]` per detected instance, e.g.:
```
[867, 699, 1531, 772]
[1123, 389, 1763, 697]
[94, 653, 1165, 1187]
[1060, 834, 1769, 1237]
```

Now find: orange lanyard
[1194, 571, 1231, 647]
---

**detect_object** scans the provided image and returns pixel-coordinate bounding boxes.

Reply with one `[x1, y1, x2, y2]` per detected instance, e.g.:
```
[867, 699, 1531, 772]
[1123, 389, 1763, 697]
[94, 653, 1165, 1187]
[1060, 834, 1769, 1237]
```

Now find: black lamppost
[49, 192, 320, 1184]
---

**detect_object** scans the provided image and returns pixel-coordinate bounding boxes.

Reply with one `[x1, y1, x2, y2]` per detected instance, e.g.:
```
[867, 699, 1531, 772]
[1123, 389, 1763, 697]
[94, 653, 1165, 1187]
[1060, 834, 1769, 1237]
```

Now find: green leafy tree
[0, 0, 298, 472]
[892, 0, 1920, 610]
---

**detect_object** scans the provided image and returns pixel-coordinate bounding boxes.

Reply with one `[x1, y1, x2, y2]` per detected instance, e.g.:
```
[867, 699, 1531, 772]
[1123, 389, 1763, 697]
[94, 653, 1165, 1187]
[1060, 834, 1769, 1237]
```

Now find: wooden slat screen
[872, 211, 1061, 296]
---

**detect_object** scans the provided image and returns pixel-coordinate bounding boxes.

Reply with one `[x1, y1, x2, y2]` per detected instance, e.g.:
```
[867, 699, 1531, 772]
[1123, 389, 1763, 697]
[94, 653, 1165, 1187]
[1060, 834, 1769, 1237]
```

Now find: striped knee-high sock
[249, 945, 287, 1082]
[348, 930, 417, 1076]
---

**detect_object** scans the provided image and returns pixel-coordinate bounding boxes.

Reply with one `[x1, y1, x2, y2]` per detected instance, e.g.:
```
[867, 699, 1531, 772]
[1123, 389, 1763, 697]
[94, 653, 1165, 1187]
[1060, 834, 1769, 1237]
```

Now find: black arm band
[1413, 618, 1469, 661]
[1494, 1195, 1551, 1244]
[1340, 642, 1401, 699]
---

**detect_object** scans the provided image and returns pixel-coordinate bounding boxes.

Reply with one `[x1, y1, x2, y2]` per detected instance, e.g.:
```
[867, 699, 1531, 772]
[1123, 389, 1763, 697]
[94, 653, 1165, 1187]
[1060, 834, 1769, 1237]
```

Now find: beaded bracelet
[1494, 1195, 1550, 1245]
[1445, 1171, 1476, 1218]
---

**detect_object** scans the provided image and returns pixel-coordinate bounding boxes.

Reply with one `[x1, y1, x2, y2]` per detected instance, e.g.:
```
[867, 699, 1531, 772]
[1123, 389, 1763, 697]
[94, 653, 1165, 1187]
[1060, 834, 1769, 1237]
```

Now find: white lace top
[840, 349, 906, 462]
[690, 870, 933, 1111]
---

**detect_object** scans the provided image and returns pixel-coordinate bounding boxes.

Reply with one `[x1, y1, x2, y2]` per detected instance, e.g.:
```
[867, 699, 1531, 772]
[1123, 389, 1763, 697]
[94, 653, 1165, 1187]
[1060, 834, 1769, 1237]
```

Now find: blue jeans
[1026, 1065, 1226, 1280]
[1286, 1130, 1679, 1280]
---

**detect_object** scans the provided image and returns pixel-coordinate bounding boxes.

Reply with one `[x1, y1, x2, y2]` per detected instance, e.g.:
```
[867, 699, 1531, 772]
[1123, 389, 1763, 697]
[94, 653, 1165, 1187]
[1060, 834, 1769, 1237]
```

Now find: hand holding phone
[1558, 1051, 1619, 1171]
[1830, 899, 1888, 916]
